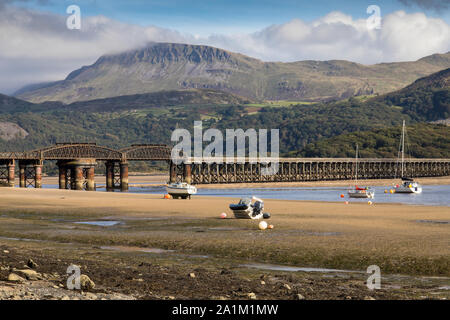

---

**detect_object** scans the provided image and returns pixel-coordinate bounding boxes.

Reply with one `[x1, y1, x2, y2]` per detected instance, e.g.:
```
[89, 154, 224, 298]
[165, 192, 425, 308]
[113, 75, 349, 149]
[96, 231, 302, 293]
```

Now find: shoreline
[37, 175, 450, 189]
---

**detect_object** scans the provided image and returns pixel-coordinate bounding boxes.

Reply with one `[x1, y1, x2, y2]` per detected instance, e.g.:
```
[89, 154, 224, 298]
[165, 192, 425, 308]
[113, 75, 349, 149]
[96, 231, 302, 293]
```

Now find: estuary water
[41, 183, 450, 206]
[128, 184, 450, 207]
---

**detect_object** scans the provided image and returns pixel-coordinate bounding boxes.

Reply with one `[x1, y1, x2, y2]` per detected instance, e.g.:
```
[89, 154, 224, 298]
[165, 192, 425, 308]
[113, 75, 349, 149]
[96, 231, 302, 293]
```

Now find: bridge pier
[86, 167, 95, 191]
[58, 164, 66, 189]
[183, 163, 192, 184]
[58, 159, 96, 191]
[34, 162, 42, 188]
[169, 161, 177, 183]
[19, 162, 26, 188]
[7, 160, 15, 187]
[120, 161, 128, 191]
[105, 161, 115, 191]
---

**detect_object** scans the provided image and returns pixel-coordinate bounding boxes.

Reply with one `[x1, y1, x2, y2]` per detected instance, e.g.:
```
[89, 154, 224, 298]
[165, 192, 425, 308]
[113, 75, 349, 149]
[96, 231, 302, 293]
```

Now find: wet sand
[0, 187, 448, 300]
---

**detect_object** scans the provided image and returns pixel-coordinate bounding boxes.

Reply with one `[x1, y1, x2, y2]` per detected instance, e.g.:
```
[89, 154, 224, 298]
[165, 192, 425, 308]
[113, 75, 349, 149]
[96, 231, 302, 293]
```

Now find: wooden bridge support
[182, 159, 450, 184]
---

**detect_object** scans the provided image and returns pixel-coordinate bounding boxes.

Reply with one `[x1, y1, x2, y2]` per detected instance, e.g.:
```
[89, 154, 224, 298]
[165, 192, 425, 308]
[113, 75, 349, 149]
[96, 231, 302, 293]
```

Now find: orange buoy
[220, 212, 227, 219]
[164, 194, 171, 199]
[340, 194, 345, 198]
[268, 224, 274, 229]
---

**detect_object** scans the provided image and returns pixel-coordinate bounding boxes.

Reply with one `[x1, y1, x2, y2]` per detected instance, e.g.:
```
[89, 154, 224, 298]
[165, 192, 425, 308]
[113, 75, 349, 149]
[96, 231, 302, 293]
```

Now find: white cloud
[0, 5, 449, 94]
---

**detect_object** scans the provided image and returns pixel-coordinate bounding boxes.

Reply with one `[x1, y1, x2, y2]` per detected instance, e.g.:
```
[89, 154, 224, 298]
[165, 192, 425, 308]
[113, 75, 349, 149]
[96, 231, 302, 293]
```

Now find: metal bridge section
[120, 144, 172, 161]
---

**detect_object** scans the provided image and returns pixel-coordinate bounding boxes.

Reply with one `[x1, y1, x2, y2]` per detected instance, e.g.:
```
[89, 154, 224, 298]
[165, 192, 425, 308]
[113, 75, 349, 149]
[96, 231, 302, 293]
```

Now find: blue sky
[16, 0, 450, 35]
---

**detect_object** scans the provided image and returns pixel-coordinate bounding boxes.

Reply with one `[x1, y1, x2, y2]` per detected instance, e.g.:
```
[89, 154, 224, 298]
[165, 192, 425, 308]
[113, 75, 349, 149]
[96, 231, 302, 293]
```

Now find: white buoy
[259, 221, 268, 230]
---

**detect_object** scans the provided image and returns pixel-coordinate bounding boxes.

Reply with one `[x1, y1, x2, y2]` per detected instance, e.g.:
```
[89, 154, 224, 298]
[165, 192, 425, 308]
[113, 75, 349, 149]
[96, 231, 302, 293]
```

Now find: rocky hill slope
[16, 43, 450, 104]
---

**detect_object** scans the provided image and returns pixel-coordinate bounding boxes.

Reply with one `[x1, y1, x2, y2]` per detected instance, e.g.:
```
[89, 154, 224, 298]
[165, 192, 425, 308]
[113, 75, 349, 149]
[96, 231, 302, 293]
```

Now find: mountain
[371, 68, 449, 121]
[292, 123, 450, 158]
[15, 43, 450, 104]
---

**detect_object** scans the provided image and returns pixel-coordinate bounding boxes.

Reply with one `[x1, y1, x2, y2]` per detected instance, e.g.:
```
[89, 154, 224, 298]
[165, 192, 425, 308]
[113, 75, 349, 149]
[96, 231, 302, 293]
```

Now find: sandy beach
[0, 186, 449, 300]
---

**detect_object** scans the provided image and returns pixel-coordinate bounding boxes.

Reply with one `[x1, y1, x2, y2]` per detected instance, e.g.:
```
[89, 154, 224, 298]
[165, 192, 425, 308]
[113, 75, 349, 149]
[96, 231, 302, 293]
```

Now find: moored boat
[394, 121, 422, 194]
[348, 186, 375, 198]
[229, 197, 266, 219]
[166, 182, 197, 199]
[395, 178, 422, 194]
[348, 144, 375, 199]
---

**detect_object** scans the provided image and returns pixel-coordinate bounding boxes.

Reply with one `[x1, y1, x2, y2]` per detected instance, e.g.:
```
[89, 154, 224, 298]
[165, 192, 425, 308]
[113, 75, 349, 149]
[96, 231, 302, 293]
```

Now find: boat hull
[166, 184, 197, 199]
[348, 191, 374, 199]
[395, 186, 422, 194]
[229, 204, 263, 219]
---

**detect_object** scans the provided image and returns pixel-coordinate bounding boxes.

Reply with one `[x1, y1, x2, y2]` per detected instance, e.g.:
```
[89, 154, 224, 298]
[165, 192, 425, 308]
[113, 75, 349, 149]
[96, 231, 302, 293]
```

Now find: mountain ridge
[16, 42, 450, 104]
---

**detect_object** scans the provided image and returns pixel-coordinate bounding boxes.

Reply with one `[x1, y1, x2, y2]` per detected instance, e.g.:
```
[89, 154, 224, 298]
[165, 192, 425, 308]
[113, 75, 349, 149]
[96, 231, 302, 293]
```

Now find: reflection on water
[241, 263, 361, 273]
[74, 221, 121, 227]
[42, 183, 450, 206]
[100, 245, 174, 254]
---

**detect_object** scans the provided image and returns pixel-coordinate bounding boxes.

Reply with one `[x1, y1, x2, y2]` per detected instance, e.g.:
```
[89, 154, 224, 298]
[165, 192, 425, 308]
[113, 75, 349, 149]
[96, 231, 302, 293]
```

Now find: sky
[0, 0, 449, 94]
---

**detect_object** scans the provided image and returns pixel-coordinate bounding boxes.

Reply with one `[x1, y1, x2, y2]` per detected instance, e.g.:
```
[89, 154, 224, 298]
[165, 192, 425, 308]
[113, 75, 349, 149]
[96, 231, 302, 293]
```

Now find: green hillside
[372, 68, 449, 121]
[293, 123, 450, 158]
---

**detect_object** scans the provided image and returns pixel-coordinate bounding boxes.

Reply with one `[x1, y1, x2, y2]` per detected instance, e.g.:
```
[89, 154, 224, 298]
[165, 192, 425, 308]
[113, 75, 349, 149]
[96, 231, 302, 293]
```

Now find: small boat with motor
[229, 197, 271, 219]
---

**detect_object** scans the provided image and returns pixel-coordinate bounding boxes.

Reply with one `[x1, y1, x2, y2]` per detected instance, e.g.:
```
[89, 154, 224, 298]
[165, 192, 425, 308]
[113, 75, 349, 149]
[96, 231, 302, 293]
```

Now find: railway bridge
[0, 143, 449, 190]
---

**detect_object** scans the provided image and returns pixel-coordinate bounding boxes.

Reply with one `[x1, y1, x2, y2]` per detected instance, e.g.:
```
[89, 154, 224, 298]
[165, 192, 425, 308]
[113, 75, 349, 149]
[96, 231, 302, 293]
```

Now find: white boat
[394, 121, 422, 194]
[229, 197, 266, 219]
[395, 178, 422, 194]
[348, 187, 375, 198]
[166, 182, 197, 199]
[348, 144, 375, 199]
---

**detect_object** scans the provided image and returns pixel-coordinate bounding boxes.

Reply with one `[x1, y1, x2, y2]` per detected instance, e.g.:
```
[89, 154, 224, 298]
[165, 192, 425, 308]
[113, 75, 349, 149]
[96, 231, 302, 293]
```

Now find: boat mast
[355, 144, 358, 185]
[401, 120, 405, 178]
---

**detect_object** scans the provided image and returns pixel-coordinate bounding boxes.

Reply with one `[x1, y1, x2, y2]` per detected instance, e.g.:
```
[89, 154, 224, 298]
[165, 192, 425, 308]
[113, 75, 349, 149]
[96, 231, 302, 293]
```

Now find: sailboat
[348, 144, 375, 199]
[394, 121, 422, 194]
